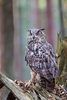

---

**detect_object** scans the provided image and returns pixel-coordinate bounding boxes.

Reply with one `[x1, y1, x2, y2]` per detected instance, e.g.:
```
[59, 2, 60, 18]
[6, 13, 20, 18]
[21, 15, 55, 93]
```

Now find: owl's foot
[25, 80, 34, 88]
[25, 70, 37, 88]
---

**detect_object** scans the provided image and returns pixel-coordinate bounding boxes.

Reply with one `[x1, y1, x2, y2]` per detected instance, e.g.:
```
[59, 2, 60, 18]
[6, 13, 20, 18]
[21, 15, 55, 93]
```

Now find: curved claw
[25, 80, 33, 88]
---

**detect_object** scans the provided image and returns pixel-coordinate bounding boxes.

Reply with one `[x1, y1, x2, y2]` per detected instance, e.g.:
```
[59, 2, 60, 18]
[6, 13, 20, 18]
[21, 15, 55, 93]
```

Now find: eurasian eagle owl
[25, 29, 59, 91]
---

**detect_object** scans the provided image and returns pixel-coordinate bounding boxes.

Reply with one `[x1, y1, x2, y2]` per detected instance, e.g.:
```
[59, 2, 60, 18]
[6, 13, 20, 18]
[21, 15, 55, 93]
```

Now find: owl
[25, 29, 59, 91]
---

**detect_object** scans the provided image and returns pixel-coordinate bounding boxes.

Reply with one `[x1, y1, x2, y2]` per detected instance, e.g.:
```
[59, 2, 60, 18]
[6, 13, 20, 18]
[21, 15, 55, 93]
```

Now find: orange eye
[36, 32, 39, 35]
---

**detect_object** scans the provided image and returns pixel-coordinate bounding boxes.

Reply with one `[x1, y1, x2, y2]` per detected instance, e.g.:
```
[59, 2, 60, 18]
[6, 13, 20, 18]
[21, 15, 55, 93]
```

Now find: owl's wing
[38, 43, 59, 80]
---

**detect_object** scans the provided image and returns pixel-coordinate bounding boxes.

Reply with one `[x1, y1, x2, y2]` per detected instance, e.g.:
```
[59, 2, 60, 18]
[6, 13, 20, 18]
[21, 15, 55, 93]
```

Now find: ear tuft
[40, 28, 45, 31]
[28, 30, 31, 33]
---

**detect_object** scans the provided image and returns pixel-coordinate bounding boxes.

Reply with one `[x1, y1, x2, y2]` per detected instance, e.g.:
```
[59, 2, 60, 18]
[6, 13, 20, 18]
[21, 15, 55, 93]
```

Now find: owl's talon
[25, 80, 33, 88]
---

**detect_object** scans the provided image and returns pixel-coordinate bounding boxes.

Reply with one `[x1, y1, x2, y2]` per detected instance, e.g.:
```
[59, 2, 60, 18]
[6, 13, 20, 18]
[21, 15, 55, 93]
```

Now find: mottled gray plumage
[25, 29, 59, 90]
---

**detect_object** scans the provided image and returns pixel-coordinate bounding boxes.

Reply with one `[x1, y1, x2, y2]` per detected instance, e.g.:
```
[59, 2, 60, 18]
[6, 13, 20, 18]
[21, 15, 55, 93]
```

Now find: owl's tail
[40, 76, 55, 92]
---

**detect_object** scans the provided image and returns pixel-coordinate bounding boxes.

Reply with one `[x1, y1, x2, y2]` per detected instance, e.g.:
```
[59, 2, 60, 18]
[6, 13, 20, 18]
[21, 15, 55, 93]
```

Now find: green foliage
[56, 33, 63, 57]
[56, 33, 67, 86]
[38, 0, 46, 10]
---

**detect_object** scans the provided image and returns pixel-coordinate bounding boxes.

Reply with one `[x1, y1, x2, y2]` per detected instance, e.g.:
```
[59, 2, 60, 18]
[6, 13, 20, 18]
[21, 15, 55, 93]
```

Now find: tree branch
[0, 71, 33, 100]
[0, 71, 66, 100]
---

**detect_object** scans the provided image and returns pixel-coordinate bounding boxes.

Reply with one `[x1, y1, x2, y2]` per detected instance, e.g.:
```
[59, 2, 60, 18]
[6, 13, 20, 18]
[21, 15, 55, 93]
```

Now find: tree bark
[0, 71, 64, 100]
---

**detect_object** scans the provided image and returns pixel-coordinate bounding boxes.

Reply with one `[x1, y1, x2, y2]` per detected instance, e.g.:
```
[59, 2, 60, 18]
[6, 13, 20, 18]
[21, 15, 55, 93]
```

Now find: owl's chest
[26, 43, 44, 67]
[28, 43, 43, 57]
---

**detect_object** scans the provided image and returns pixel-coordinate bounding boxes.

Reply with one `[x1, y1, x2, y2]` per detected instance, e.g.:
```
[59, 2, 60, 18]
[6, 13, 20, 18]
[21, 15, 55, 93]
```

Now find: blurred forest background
[0, 0, 67, 99]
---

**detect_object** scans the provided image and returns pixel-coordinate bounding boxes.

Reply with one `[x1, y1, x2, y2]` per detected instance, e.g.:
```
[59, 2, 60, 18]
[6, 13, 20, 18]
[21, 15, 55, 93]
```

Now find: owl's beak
[33, 36, 35, 39]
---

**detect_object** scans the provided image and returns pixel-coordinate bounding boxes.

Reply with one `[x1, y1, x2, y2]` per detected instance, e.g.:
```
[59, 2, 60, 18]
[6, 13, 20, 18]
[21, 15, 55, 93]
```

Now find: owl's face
[27, 29, 46, 44]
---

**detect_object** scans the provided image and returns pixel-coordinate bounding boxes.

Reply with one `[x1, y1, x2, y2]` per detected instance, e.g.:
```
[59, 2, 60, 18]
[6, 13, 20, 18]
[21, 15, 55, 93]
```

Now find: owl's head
[27, 28, 46, 44]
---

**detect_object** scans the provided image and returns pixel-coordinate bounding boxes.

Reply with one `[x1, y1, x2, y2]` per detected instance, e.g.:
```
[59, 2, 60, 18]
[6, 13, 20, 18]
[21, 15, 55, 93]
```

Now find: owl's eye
[36, 32, 39, 35]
